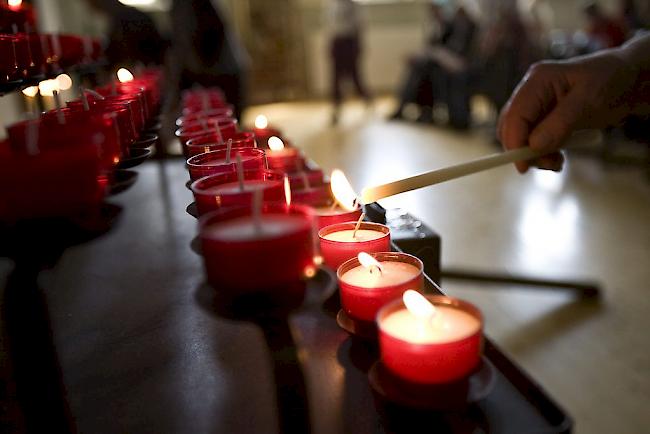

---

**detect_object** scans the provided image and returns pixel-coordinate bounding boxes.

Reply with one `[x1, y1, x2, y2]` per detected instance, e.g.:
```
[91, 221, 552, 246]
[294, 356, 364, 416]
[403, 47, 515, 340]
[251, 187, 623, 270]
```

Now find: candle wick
[80, 86, 90, 111]
[225, 138, 232, 164]
[352, 212, 365, 239]
[301, 171, 310, 190]
[52, 90, 65, 125]
[236, 154, 245, 192]
[214, 120, 223, 144]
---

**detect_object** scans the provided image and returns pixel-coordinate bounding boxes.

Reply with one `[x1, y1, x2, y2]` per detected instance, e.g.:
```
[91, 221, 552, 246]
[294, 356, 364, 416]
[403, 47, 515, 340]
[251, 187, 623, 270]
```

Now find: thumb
[529, 90, 584, 151]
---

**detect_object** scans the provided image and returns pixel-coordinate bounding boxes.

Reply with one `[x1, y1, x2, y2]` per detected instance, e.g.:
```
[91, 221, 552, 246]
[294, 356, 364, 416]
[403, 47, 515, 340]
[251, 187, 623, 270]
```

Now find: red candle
[377, 292, 483, 384]
[252, 115, 283, 148]
[183, 131, 255, 159]
[265, 136, 304, 172]
[191, 168, 285, 216]
[287, 168, 325, 190]
[319, 222, 390, 269]
[338, 253, 423, 323]
[176, 107, 235, 127]
[292, 183, 331, 207]
[175, 117, 238, 146]
[186, 148, 266, 181]
[199, 203, 316, 294]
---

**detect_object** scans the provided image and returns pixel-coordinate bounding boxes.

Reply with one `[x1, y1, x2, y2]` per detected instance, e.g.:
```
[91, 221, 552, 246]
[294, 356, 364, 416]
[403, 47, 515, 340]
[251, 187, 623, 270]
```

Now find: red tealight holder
[176, 107, 235, 127]
[319, 222, 391, 270]
[186, 148, 267, 181]
[314, 204, 363, 230]
[337, 252, 423, 326]
[175, 117, 238, 146]
[191, 168, 285, 216]
[266, 146, 304, 172]
[183, 131, 255, 159]
[377, 295, 483, 384]
[0, 140, 106, 220]
[287, 168, 325, 190]
[292, 182, 331, 207]
[199, 203, 316, 297]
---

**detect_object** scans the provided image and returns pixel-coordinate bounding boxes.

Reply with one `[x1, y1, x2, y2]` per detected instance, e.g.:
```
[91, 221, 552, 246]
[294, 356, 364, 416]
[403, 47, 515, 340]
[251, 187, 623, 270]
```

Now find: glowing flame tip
[117, 68, 134, 83]
[358, 252, 382, 271]
[330, 169, 358, 212]
[403, 290, 436, 319]
[254, 115, 268, 129]
[268, 136, 284, 151]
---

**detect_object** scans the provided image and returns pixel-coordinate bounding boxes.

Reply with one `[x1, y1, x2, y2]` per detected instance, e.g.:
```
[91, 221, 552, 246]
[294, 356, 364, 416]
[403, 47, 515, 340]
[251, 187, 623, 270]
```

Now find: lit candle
[191, 168, 285, 216]
[312, 169, 362, 229]
[319, 220, 390, 269]
[337, 252, 423, 323]
[252, 115, 283, 148]
[199, 202, 317, 295]
[377, 291, 483, 384]
[265, 136, 303, 172]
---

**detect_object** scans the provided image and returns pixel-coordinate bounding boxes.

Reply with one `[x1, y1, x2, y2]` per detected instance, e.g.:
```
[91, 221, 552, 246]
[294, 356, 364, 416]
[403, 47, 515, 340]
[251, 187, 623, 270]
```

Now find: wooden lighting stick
[360, 131, 600, 204]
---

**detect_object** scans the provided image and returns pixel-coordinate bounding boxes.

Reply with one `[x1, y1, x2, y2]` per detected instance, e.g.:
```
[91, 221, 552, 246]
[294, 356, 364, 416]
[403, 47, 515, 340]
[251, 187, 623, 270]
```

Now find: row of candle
[183, 88, 483, 386]
[0, 67, 162, 220]
[0, 32, 103, 85]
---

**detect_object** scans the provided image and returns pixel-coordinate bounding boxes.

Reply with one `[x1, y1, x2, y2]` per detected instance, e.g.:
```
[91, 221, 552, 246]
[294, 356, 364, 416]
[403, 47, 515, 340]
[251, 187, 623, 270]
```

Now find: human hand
[497, 51, 639, 173]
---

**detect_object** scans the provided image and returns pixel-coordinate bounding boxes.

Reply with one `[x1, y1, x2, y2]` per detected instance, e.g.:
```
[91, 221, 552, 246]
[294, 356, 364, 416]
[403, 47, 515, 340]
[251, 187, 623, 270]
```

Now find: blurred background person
[478, 2, 539, 117]
[388, 1, 450, 124]
[389, 3, 476, 129]
[166, 0, 249, 121]
[328, 0, 371, 125]
[84, 0, 165, 68]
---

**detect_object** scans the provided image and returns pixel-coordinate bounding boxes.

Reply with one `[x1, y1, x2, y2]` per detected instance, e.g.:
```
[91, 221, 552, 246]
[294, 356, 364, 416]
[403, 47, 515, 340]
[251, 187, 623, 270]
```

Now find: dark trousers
[331, 36, 369, 106]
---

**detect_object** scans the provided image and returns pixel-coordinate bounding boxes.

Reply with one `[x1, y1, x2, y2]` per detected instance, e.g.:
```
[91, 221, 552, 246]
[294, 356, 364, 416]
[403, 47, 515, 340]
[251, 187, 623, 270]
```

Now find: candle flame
[22, 86, 39, 97]
[38, 79, 59, 97]
[403, 290, 436, 320]
[254, 115, 268, 129]
[8, 0, 22, 9]
[56, 74, 72, 90]
[358, 252, 382, 273]
[117, 67, 134, 83]
[268, 136, 284, 151]
[330, 169, 358, 211]
[284, 175, 292, 206]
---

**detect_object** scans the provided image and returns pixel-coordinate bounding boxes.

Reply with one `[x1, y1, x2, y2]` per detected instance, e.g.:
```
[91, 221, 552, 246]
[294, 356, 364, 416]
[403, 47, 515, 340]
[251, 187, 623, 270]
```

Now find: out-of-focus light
[268, 136, 285, 151]
[38, 79, 59, 97]
[118, 0, 155, 6]
[117, 67, 134, 83]
[22, 86, 39, 97]
[56, 74, 73, 90]
[8, 0, 22, 10]
[254, 115, 268, 129]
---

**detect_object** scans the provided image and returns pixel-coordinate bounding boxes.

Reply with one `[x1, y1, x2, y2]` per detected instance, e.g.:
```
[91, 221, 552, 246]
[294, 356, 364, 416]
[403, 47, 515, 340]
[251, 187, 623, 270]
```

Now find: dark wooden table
[0, 159, 571, 434]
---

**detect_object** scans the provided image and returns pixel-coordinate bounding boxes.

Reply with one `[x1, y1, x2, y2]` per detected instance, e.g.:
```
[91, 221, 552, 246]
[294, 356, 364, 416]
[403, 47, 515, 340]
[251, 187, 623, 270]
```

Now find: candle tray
[368, 357, 496, 412]
[336, 309, 377, 340]
[117, 147, 152, 170]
